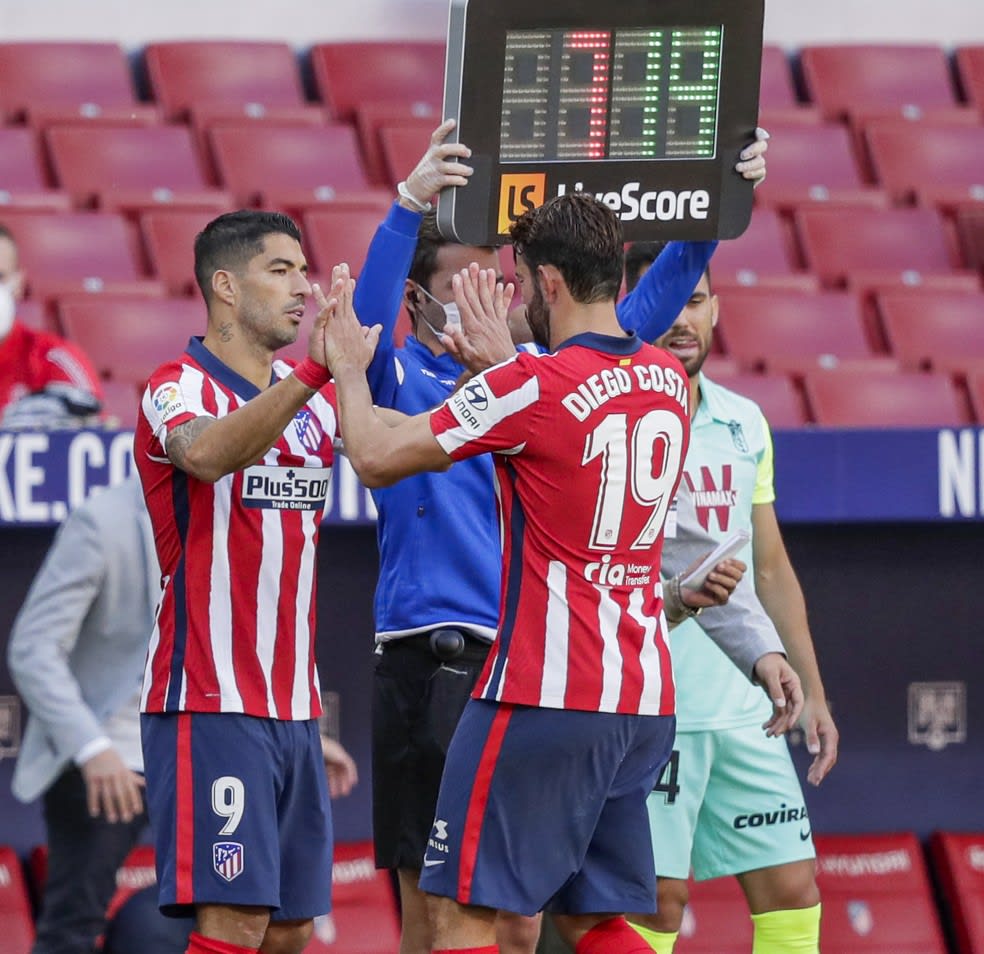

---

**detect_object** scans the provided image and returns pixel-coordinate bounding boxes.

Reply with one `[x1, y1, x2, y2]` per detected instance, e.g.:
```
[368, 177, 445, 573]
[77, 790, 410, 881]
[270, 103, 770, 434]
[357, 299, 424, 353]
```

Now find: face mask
[414, 283, 461, 336]
[0, 283, 15, 340]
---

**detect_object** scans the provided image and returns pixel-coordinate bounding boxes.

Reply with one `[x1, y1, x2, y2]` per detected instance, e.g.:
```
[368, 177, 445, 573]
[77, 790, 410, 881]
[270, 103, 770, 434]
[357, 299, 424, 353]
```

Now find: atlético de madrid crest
[213, 842, 245, 882]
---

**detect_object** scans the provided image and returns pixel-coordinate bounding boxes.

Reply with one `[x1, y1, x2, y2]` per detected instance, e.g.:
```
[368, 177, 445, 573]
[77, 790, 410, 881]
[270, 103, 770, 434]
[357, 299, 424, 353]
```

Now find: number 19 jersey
[429, 332, 690, 716]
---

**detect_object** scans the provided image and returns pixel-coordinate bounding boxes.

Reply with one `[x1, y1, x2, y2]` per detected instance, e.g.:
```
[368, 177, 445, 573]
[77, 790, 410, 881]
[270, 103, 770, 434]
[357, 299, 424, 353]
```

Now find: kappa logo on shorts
[213, 842, 245, 882]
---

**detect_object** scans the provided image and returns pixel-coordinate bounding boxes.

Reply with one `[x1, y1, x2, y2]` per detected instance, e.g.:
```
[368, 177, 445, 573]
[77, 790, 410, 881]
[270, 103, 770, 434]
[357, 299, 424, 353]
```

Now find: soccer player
[319, 192, 803, 954]
[353, 121, 744, 954]
[134, 210, 343, 954]
[623, 254, 839, 954]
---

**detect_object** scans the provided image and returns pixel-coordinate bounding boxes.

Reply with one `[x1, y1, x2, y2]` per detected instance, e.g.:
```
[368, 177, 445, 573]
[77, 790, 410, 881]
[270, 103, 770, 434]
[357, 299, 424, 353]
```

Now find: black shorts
[372, 632, 490, 871]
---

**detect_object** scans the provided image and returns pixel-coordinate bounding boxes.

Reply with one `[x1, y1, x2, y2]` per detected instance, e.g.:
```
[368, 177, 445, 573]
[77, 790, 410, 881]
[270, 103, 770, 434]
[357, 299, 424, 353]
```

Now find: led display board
[438, 0, 764, 245]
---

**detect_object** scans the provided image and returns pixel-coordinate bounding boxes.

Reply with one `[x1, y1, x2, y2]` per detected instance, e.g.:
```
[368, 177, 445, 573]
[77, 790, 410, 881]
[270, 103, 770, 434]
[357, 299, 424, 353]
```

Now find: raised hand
[401, 119, 474, 208]
[736, 126, 770, 185]
[316, 265, 381, 376]
[443, 263, 516, 373]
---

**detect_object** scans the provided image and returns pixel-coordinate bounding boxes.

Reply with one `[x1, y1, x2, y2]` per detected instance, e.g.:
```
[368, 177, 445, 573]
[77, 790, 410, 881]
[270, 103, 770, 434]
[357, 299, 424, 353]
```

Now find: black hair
[509, 193, 623, 304]
[193, 210, 302, 303]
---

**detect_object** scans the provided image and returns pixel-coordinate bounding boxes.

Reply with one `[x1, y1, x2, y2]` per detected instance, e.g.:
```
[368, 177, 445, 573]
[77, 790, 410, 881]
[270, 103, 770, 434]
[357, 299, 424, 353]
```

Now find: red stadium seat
[311, 41, 446, 123]
[719, 289, 887, 374]
[0, 211, 162, 301]
[803, 369, 971, 427]
[846, 105, 981, 182]
[878, 290, 984, 374]
[59, 297, 204, 384]
[144, 41, 307, 120]
[930, 831, 984, 954]
[967, 372, 984, 423]
[752, 122, 884, 212]
[712, 273, 822, 296]
[956, 204, 984, 273]
[139, 209, 217, 296]
[301, 208, 384, 277]
[799, 45, 959, 120]
[355, 101, 442, 185]
[814, 833, 948, 952]
[956, 46, 984, 111]
[865, 122, 984, 207]
[208, 124, 370, 208]
[0, 846, 34, 954]
[759, 45, 798, 110]
[0, 127, 71, 211]
[379, 120, 442, 188]
[45, 125, 230, 212]
[0, 42, 139, 122]
[303, 842, 400, 954]
[706, 209, 801, 287]
[24, 103, 161, 129]
[705, 372, 810, 428]
[794, 207, 964, 288]
[98, 379, 142, 429]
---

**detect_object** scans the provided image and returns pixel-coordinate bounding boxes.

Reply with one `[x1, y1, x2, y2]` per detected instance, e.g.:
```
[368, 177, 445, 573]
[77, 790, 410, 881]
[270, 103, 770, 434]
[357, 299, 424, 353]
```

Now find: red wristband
[293, 356, 331, 390]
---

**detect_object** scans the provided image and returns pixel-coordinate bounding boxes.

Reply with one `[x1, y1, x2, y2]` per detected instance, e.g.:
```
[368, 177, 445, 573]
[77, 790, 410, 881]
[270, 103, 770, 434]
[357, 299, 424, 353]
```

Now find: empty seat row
[3, 115, 982, 215]
[0, 41, 446, 124]
[0, 123, 409, 211]
[708, 368, 979, 429]
[1, 41, 983, 122]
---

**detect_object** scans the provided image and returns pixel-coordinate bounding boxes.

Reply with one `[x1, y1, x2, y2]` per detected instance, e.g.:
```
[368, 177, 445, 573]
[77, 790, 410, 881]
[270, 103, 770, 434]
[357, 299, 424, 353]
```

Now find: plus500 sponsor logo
[557, 181, 710, 222]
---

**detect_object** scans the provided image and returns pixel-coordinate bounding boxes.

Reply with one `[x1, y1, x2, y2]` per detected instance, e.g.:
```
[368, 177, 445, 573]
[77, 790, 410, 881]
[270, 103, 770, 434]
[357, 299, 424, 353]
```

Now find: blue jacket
[353, 202, 715, 643]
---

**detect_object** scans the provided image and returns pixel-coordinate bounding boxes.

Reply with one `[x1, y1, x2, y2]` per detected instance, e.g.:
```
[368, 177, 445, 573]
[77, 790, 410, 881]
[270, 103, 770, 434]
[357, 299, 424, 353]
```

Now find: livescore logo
[497, 173, 547, 234]
[497, 173, 712, 234]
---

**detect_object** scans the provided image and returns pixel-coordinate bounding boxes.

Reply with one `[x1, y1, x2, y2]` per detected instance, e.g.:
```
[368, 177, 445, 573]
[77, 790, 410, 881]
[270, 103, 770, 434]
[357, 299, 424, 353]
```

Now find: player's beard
[526, 281, 551, 350]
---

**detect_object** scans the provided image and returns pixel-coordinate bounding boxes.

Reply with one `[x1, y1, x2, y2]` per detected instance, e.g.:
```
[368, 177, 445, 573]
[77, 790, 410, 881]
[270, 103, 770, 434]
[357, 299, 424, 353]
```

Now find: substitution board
[437, 0, 765, 245]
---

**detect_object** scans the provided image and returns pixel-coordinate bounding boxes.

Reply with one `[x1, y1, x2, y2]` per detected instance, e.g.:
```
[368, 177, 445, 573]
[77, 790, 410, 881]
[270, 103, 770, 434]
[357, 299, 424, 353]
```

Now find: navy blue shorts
[417, 699, 675, 916]
[141, 713, 333, 920]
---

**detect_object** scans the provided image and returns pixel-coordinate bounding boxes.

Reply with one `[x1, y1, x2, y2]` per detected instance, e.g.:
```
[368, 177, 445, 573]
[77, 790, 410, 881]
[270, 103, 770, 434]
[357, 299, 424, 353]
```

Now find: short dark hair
[193, 210, 302, 302]
[509, 193, 623, 304]
[408, 210, 496, 291]
[624, 241, 666, 292]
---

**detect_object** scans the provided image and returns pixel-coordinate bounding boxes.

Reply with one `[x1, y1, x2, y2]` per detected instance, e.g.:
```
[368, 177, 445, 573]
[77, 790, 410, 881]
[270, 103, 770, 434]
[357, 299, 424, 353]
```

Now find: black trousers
[32, 766, 146, 954]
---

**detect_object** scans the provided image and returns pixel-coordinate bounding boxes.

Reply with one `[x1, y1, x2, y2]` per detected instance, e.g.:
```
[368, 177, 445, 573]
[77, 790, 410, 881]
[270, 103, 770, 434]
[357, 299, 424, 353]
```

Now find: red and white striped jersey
[430, 331, 690, 716]
[134, 337, 338, 720]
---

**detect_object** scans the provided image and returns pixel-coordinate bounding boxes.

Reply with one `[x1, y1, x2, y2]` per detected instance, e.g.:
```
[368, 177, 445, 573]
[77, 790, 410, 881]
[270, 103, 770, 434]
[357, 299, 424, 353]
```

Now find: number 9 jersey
[429, 331, 690, 717]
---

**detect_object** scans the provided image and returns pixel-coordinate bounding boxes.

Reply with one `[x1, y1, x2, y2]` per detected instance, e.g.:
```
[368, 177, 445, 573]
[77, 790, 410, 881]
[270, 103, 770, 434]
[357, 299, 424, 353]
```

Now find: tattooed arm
[166, 375, 320, 483]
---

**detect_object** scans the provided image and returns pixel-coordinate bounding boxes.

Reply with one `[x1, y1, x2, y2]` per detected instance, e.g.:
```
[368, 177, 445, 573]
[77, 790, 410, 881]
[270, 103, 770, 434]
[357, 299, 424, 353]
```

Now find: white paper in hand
[679, 529, 751, 591]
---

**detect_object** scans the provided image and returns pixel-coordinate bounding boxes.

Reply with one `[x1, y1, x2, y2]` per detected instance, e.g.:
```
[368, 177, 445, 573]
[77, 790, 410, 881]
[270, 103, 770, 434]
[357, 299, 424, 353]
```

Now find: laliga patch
[152, 382, 186, 424]
[241, 465, 332, 511]
[213, 842, 245, 882]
